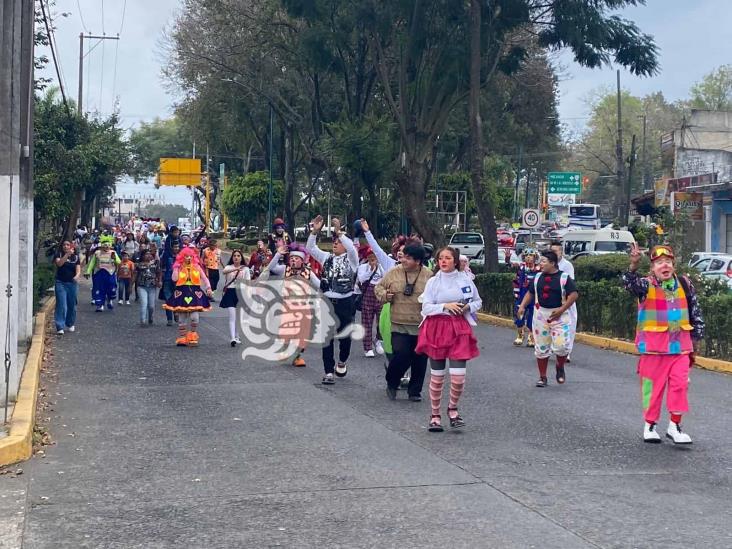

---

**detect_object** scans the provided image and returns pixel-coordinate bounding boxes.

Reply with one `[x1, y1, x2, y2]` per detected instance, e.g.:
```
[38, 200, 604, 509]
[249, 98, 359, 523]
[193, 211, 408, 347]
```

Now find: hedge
[474, 273, 732, 361]
[34, 263, 55, 312]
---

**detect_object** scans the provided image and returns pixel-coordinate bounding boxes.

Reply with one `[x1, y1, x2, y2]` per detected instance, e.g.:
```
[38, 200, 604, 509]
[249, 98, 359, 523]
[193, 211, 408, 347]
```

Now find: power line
[75, 0, 89, 32]
[39, 0, 70, 114]
[99, 39, 105, 113]
[101, 0, 105, 34]
[119, 0, 127, 36]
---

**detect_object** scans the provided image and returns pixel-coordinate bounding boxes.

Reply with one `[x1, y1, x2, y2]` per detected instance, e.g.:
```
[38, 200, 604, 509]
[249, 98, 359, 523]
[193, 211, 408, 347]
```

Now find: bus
[568, 204, 601, 229]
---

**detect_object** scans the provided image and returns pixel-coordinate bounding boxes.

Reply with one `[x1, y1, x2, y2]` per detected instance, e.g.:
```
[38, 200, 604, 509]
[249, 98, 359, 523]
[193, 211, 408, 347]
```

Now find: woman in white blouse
[416, 247, 482, 432]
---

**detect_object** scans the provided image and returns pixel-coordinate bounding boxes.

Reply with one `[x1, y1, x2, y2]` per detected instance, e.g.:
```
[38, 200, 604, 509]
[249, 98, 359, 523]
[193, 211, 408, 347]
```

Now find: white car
[469, 247, 512, 268]
[691, 254, 732, 290]
[449, 232, 484, 259]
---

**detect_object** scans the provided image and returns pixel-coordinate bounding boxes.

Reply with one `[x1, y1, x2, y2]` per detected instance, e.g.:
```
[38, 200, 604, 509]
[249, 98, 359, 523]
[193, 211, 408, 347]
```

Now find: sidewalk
[2, 282, 732, 547]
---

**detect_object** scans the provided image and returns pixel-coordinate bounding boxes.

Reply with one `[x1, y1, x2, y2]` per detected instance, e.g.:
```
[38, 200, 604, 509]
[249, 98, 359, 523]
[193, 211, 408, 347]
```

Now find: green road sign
[548, 172, 581, 194]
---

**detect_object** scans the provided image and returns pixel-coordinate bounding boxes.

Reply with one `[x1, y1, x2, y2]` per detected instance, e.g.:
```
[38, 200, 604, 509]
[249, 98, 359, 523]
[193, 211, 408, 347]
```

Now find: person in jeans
[160, 242, 180, 326]
[136, 249, 162, 326]
[306, 215, 358, 385]
[116, 252, 135, 304]
[374, 243, 433, 402]
[54, 241, 81, 335]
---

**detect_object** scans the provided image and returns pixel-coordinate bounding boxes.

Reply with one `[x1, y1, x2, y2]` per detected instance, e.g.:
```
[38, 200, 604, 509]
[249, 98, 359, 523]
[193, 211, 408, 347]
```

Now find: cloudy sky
[39, 0, 731, 205]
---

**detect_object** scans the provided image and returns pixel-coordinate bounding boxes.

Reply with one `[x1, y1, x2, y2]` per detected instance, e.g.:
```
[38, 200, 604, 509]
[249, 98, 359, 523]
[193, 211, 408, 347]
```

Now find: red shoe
[186, 332, 199, 347]
[292, 357, 306, 367]
[176, 335, 188, 347]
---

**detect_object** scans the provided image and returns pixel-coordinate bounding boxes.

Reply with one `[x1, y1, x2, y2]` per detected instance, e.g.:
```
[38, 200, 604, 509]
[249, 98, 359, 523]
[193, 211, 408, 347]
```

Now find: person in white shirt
[551, 242, 577, 361]
[416, 247, 482, 432]
[219, 250, 251, 347]
[306, 215, 359, 384]
[356, 247, 384, 357]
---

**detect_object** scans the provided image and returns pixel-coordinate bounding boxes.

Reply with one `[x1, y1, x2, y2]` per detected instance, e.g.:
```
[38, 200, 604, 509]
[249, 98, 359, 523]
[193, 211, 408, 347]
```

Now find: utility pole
[267, 104, 274, 233]
[513, 143, 522, 221]
[77, 33, 119, 114]
[625, 134, 637, 226]
[639, 113, 650, 191]
[615, 70, 626, 223]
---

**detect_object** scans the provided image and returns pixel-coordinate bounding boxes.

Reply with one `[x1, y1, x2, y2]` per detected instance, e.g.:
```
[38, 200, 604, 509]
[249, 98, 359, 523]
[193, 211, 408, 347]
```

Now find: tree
[128, 117, 193, 178]
[140, 204, 191, 225]
[221, 171, 284, 227]
[690, 65, 732, 111]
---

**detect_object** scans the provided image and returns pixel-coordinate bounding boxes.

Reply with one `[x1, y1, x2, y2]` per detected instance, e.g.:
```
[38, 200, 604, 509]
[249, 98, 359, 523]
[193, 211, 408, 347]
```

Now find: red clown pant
[637, 354, 691, 424]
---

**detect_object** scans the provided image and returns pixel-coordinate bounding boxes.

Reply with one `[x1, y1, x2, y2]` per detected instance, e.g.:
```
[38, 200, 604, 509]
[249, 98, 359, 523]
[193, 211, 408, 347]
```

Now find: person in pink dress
[416, 246, 482, 432]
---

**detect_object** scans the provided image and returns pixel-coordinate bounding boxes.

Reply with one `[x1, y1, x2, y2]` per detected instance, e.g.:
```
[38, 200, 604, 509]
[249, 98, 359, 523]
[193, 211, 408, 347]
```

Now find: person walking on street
[517, 250, 578, 387]
[160, 243, 180, 326]
[163, 247, 214, 347]
[53, 241, 81, 334]
[551, 241, 577, 361]
[623, 244, 705, 444]
[416, 247, 481, 431]
[247, 240, 272, 280]
[86, 235, 120, 312]
[512, 248, 539, 346]
[375, 243, 433, 402]
[306, 215, 358, 385]
[202, 239, 223, 301]
[116, 252, 135, 305]
[356, 246, 384, 357]
[136, 250, 162, 326]
[220, 250, 251, 347]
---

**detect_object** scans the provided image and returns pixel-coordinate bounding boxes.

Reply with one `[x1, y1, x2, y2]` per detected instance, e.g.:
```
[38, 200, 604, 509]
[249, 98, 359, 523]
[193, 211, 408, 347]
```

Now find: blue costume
[86, 236, 120, 311]
[512, 249, 539, 346]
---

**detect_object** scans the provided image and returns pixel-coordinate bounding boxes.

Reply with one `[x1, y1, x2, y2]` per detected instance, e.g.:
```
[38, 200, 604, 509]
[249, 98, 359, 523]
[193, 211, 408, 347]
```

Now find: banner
[654, 179, 670, 207]
[671, 192, 704, 221]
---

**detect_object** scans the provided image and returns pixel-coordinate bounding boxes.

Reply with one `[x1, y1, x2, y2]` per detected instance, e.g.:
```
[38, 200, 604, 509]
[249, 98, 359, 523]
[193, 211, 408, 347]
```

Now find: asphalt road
[1, 283, 731, 548]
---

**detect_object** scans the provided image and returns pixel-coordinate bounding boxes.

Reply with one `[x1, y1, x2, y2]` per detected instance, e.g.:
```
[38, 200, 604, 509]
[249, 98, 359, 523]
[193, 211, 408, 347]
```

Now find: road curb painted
[475, 312, 732, 375]
[0, 298, 54, 466]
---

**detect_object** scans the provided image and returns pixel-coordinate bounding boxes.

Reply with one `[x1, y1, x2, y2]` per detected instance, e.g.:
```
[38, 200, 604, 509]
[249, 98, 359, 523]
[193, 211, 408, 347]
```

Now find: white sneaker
[335, 362, 348, 377]
[643, 421, 661, 443]
[118, 299, 123, 304]
[125, 300, 131, 305]
[364, 349, 375, 358]
[234, 337, 241, 345]
[56, 329, 64, 335]
[68, 326, 75, 333]
[667, 422, 692, 444]
[321, 373, 335, 385]
[400, 375, 410, 388]
[375, 340, 385, 355]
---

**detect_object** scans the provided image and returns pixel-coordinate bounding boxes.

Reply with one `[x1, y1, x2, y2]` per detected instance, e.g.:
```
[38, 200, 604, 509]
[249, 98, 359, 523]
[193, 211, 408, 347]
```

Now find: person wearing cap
[356, 245, 384, 357]
[269, 243, 321, 366]
[512, 248, 539, 346]
[268, 217, 292, 256]
[306, 215, 359, 383]
[623, 243, 705, 444]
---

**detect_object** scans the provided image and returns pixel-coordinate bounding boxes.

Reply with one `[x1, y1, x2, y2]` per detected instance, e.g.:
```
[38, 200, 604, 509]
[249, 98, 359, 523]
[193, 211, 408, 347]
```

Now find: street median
[475, 312, 732, 375]
[0, 298, 54, 466]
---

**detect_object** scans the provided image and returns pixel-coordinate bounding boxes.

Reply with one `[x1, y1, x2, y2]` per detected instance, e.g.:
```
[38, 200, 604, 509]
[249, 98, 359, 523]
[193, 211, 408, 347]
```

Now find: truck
[568, 204, 601, 229]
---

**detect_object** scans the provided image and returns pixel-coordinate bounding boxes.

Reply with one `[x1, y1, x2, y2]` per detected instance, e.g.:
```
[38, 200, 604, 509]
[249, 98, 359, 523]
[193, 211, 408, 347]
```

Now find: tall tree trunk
[283, 124, 296, 230]
[400, 160, 441, 245]
[64, 189, 84, 241]
[468, 0, 498, 272]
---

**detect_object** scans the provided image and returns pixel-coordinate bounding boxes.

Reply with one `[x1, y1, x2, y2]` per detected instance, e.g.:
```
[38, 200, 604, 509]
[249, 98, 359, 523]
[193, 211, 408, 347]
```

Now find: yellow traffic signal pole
[222, 176, 229, 233]
[204, 173, 211, 232]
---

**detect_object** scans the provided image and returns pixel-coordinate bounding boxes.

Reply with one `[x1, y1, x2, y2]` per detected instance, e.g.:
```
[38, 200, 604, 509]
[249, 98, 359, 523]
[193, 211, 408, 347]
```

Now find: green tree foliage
[221, 171, 284, 227]
[689, 65, 732, 111]
[128, 117, 192, 177]
[34, 89, 133, 237]
[140, 204, 191, 225]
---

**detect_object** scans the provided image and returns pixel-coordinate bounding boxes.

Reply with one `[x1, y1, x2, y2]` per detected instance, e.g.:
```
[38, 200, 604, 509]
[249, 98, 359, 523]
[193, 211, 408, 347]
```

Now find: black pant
[385, 332, 428, 397]
[208, 268, 220, 291]
[322, 297, 354, 374]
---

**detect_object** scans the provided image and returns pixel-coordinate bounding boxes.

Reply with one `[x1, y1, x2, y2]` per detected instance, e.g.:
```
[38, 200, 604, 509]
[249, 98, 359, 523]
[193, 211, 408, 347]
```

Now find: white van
[561, 227, 635, 260]
[449, 232, 484, 259]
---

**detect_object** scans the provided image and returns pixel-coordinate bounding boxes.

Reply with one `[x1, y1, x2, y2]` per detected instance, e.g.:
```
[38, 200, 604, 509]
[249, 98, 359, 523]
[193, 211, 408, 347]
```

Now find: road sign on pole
[522, 208, 541, 229]
[548, 172, 581, 194]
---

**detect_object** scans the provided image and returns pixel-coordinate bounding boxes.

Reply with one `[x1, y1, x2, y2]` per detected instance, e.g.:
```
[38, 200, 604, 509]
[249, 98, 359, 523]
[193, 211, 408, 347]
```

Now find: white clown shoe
[643, 422, 662, 443]
[666, 422, 692, 445]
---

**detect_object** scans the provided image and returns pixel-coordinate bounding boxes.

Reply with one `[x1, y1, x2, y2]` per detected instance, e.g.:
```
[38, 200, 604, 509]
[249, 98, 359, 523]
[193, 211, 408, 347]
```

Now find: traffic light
[582, 176, 590, 189]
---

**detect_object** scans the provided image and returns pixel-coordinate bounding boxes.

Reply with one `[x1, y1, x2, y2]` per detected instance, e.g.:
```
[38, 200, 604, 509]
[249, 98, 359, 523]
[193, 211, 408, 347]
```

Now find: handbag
[354, 268, 378, 312]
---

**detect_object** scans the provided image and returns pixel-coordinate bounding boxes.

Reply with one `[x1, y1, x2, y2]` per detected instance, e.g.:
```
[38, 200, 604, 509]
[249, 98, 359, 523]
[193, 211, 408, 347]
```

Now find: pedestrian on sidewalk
[417, 247, 481, 431]
[160, 242, 180, 326]
[220, 249, 250, 347]
[306, 215, 358, 385]
[163, 247, 214, 347]
[269, 243, 321, 366]
[116, 252, 135, 305]
[623, 244, 704, 444]
[551, 241, 577, 361]
[375, 242, 432, 402]
[516, 250, 578, 387]
[512, 248, 539, 347]
[53, 241, 81, 335]
[202, 239, 223, 301]
[85, 235, 120, 312]
[136, 249, 162, 326]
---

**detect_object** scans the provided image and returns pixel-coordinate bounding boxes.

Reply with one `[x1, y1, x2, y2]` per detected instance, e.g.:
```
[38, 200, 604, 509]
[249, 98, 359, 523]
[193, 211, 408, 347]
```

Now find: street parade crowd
[52, 214, 704, 441]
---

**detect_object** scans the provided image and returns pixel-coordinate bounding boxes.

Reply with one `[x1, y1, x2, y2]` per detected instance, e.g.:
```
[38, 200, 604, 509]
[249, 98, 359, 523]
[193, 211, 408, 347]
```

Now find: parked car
[689, 251, 729, 268]
[561, 227, 635, 260]
[469, 247, 512, 268]
[691, 254, 732, 290]
[449, 232, 484, 259]
[514, 230, 548, 255]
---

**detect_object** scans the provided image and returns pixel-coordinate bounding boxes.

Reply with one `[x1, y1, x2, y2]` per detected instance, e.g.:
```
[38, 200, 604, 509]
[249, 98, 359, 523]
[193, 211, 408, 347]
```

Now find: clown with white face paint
[623, 244, 705, 444]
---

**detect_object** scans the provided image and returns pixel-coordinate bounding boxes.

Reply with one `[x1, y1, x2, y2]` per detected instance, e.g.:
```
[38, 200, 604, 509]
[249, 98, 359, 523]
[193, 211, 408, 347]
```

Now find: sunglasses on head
[651, 247, 673, 260]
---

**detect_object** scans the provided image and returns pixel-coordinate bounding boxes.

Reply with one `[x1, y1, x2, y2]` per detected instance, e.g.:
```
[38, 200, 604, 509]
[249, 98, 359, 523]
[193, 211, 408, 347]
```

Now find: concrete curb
[475, 312, 732, 375]
[0, 297, 54, 466]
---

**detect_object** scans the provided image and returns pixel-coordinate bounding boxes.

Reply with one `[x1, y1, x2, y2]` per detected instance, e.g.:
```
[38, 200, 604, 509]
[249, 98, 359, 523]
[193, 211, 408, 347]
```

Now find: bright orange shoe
[176, 335, 188, 347]
[186, 332, 199, 346]
[292, 357, 306, 367]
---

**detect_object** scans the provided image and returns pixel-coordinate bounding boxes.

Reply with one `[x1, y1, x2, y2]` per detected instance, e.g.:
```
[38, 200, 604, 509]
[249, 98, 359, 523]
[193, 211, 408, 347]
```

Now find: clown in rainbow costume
[623, 244, 705, 444]
[163, 247, 214, 347]
[85, 235, 120, 312]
